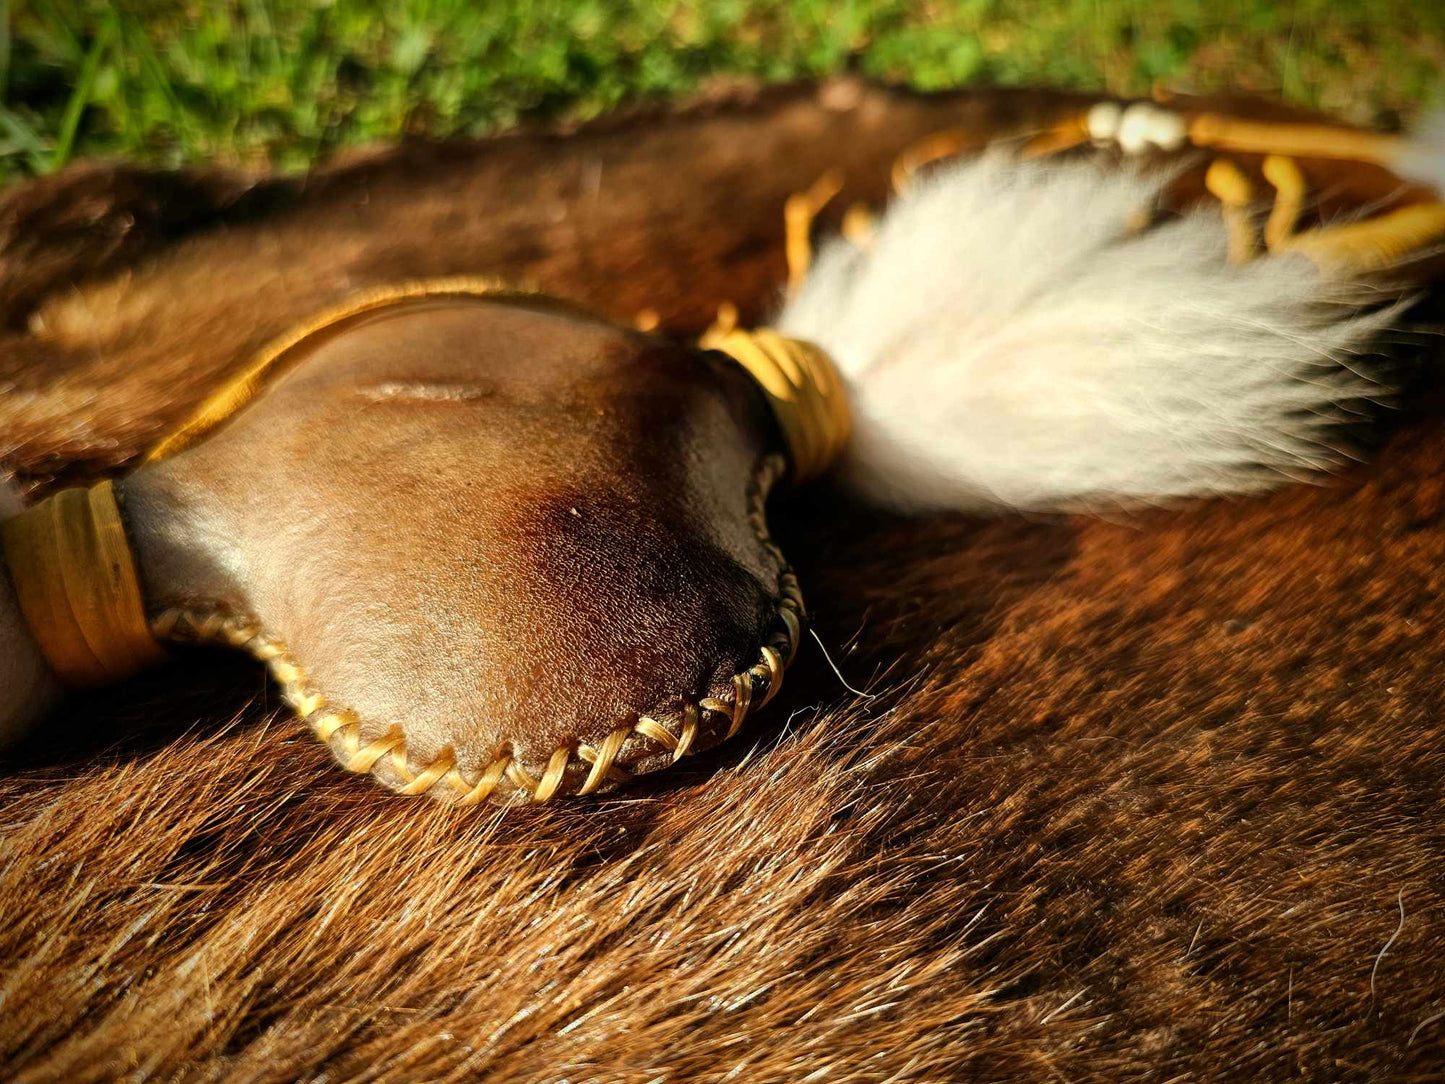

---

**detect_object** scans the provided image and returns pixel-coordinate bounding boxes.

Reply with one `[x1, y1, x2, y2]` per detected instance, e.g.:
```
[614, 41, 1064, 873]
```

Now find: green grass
[1, 1, 1441, 183]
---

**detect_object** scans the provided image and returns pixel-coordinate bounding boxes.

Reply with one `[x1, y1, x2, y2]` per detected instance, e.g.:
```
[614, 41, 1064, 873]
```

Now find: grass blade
[49, 16, 115, 172]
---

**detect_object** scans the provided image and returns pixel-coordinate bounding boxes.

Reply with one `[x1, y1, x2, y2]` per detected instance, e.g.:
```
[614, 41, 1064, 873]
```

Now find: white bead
[1146, 108, 1188, 151]
[1086, 101, 1123, 142]
[1117, 104, 1154, 155]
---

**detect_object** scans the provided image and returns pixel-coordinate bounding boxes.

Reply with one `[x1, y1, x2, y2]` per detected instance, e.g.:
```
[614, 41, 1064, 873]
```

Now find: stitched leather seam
[148, 454, 802, 805]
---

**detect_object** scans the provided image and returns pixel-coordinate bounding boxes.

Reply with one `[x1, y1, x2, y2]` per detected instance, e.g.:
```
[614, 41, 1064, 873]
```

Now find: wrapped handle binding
[1, 480, 164, 686]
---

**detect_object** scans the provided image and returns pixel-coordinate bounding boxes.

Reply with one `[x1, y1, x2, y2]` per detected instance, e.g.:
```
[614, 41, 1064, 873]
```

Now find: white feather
[1391, 106, 1445, 194]
[776, 155, 1401, 513]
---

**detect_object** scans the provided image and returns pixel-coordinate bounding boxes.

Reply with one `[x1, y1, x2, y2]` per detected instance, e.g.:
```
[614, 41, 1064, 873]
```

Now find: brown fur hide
[2, 81, 1445, 1082]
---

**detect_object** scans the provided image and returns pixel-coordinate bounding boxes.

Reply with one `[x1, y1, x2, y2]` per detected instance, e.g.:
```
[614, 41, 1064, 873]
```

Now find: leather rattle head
[8, 283, 847, 803]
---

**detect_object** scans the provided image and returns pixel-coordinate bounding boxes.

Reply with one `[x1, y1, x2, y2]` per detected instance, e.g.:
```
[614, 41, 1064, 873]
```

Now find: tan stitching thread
[148, 454, 802, 804]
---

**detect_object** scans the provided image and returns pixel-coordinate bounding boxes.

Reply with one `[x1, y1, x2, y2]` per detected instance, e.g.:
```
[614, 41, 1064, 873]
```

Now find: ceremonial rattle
[3, 101, 1442, 804]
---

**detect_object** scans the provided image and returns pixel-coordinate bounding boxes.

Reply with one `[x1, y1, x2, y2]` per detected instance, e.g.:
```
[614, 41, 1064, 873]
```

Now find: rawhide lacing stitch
[148, 455, 802, 805]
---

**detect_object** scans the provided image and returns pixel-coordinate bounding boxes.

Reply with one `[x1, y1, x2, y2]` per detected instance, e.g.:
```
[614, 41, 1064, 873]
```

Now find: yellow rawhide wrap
[700, 327, 852, 483]
[1, 480, 164, 686]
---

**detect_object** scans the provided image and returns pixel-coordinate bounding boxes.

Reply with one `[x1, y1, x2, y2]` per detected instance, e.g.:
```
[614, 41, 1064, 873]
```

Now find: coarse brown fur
[3, 80, 1445, 1081]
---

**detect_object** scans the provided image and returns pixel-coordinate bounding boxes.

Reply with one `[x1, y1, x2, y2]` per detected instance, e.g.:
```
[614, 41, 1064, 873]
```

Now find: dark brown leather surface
[118, 296, 787, 794]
